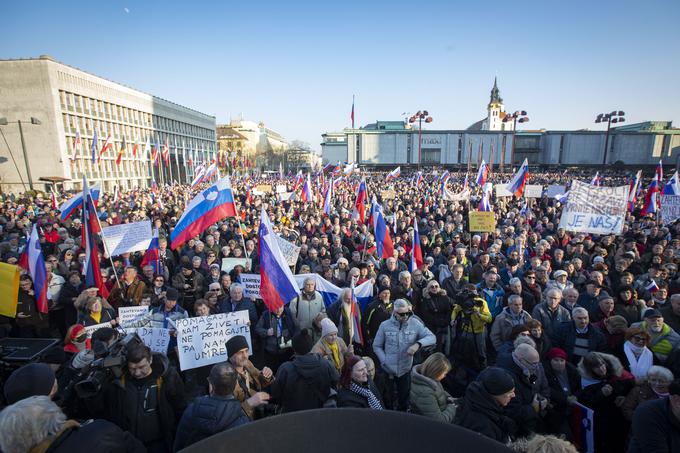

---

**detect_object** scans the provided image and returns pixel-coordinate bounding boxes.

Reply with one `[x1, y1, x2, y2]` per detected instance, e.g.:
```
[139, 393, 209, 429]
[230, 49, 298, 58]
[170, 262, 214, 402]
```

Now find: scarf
[624, 341, 654, 379]
[325, 339, 342, 371]
[350, 382, 383, 410]
[91, 311, 101, 324]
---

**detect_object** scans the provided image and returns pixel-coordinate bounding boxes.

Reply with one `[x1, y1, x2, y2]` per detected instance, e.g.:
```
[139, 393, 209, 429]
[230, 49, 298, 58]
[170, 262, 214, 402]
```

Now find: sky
[1, 0, 679, 151]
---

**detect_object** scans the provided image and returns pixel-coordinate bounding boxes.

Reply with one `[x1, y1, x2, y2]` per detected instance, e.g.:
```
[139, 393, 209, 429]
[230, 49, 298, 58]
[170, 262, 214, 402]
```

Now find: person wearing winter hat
[63, 323, 91, 356]
[271, 329, 339, 413]
[457, 367, 517, 443]
[337, 354, 384, 410]
[312, 318, 351, 372]
[3, 362, 58, 404]
[542, 347, 581, 435]
[225, 335, 273, 419]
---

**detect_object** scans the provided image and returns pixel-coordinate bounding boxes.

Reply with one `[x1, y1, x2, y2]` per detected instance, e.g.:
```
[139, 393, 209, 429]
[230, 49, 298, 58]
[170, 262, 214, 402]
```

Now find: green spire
[489, 77, 503, 105]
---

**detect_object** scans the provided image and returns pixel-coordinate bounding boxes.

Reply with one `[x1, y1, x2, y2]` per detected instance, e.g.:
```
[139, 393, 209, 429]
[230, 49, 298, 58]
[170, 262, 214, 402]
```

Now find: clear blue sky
[1, 0, 679, 150]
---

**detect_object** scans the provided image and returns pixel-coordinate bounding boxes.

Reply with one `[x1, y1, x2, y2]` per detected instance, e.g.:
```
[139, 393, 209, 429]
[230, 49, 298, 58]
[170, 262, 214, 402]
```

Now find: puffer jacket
[633, 320, 680, 362]
[173, 395, 249, 451]
[373, 315, 436, 377]
[457, 381, 517, 444]
[409, 364, 457, 423]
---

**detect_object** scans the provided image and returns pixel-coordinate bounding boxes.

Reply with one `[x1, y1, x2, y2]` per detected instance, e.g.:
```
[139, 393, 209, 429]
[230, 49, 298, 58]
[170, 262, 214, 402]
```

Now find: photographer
[86, 341, 186, 452]
[450, 284, 492, 370]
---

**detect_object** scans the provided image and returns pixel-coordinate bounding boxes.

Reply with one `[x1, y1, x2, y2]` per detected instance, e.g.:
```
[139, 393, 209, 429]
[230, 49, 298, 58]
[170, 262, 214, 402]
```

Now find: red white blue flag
[26, 225, 49, 314]
[506, 158, 529, 198]
[371, 199, 394, 259]
[352, 178, 367, 223]
[476, 160, 489, 185]
[410, 217, 423, 272]
[59, 183, 101, 221]
[81, 178, 109, 298]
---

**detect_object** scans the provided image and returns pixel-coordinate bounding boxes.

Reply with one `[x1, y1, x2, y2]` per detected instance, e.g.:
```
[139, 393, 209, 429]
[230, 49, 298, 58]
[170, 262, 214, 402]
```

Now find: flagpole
[85, 181, 122, 288]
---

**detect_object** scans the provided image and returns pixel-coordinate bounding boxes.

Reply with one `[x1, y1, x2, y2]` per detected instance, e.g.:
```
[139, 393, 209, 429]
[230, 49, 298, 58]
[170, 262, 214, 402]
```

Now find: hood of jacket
[189, 395, 245, 435]
[577, 351, 624, 380]
[410, 364, 440, 392]
[293, 353, 325, 379]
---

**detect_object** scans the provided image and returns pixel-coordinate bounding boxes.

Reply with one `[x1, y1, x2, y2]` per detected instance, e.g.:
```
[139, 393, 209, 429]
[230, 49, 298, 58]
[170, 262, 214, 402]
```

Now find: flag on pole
[645, 279, 660, 293]
[386, 167, 401, 181]
[413, 171, 423, 188]
[90, 130, 98, 163]
[98, 133, 113, 163]
[116, 136, 127, 166]
[590, 171, 602, 186]
[506, 158, 530, 198]
[162, 140, 170, 165]
[301, 174, 313, 203]
[132, 137, 139, 158]
[662, 171, 680, 195]
[141, 228, 161, 274]
[352, 178, 368, 223]
[25, 225, 49, 313]
[144, 137, 151, 161]
[628, 170, 642, 212]
[80, 178, 109, 298]
[71, 129, 82, 160]
[371, 199, 394, 259]
[59, 183, 101, 221]
[656, 160, 663, 182]
[323, 183, 333, 216]
[50, 190, 58, 210]
[410, 217, 423, 272]
[641, 175, 660, 215]
[476, 160, 489, 185]
[351, 95, 355, 128]
[258, 208, 300, 311]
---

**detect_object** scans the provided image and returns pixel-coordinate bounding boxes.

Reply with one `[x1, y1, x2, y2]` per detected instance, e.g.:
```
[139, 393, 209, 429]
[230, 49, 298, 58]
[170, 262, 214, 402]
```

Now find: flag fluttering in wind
[506, 158, 529, 198]
[410, 217, 423, 272]
[386, 167, 401, 181]
[352, 178, 368, 223]
[371, 198, 394, 259]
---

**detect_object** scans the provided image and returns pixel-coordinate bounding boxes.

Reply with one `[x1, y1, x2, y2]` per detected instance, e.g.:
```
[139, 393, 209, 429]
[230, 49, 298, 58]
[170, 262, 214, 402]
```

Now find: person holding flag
[410, 218, 423, 273]
[506, 158, 530, 198]
[371, 198, 394, 260]
[352, 178, 368, 223]
[641, 174, 660, 216]
[476, 160, 489, 186]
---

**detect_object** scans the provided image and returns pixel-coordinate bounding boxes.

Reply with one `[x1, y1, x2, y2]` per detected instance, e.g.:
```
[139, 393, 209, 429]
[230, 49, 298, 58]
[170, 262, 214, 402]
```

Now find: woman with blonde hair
[409, 352, 457, 423]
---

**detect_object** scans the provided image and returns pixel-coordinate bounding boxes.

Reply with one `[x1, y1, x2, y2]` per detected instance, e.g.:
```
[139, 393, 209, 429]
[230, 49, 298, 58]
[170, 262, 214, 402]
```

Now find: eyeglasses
[526, 276, 536, 280]
[396, 312, 413, 318]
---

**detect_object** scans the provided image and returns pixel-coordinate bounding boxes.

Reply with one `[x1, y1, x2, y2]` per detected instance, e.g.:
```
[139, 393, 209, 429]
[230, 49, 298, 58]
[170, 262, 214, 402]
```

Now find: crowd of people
[1, 167, 680, 453]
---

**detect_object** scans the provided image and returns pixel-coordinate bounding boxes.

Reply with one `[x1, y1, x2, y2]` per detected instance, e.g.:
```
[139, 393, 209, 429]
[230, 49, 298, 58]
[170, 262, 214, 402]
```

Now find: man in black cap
[171, 261, 203, 312]
[226, 335, 273, 419]
[457, 367, 517, 444]
[3, 363, 58, 405]
[629, 378, 680, 452]
[270, 328, 339, 413]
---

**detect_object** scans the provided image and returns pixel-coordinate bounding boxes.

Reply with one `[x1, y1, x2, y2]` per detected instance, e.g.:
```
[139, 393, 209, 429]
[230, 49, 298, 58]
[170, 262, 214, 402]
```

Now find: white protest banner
[524, 184, 543, 198]
[275, 235, 301, 267]
[495, 184, 513, 198]
[101, 221, 152, 256]
[221, 257, 249, 273]
[278, 192, 294, 201]
[661, 195, 680, 224]
[84, 322, 113, 338]
[546, 185, 567, 198]
[558, 180, 628, 235]
[118, 306, 149, 327]
[133, 327, 171, 354]
[175, 311, 252, 371]
[276, 184, 288, 193]
[443, 188, 470, 202]
[239, 273, 261, 299]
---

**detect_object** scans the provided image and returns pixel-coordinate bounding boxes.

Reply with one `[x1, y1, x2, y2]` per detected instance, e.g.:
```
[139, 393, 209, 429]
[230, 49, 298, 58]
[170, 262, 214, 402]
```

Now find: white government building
[0, 55, 217, 193]
[322, 80, 680, 169]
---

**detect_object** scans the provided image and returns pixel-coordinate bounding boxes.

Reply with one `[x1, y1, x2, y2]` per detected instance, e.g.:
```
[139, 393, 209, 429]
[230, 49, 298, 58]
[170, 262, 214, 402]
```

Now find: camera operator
[86, 341, 186, 452]
[450, 284, 492, 370]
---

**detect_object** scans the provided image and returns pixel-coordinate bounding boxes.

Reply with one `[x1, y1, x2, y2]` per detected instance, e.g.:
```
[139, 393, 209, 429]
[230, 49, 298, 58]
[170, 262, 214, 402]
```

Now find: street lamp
[595, 111, 625, 165]
[0, 116, 41, 190]
[502, 110, 529, 170]
[408, 110, 433, 168]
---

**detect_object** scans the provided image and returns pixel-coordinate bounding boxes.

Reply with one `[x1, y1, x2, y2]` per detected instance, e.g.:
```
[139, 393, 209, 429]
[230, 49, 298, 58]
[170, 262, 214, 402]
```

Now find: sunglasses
[396, 312, 413, 318]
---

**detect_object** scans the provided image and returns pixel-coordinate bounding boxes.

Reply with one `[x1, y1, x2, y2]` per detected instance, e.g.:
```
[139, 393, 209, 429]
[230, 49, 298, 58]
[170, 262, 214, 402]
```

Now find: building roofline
[0, 55, 215, 120]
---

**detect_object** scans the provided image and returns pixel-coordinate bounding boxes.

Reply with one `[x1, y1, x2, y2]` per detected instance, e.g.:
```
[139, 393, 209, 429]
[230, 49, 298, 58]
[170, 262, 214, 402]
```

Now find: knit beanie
[320, 318, 338, 338]
[226, 335, 250, 358]
[3, 363, 56, 404]
[546, 347, 568, 361]
[292, 328, 314, 355]
[478, 367, 515, 396]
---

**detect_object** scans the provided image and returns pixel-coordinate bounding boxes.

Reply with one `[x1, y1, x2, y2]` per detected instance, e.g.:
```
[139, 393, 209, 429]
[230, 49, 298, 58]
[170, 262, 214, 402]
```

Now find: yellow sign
[381, 190, 396, 200]
[469, 212, 496, 232]
[0, 262, 20, 318]
[255, 184, 272, 193]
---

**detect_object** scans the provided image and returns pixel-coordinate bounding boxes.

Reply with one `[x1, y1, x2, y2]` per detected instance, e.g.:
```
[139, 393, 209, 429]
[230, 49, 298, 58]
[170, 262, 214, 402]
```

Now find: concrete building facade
[216, 119, 288, 171]
[0, 56, 216, 192]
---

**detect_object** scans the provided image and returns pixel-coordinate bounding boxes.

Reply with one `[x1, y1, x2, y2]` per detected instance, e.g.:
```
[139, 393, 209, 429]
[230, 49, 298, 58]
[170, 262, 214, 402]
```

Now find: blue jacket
[476, 283, 505, 318]
[373, 315, 436, 377]
[173, 395, 248, 451]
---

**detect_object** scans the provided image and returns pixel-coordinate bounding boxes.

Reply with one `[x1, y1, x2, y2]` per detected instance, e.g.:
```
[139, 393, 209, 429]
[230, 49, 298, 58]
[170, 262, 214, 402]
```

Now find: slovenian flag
[590, 171, 602, 186]
[386, 167, 401, 181]
[24, 225, 49, 314]
[141, 228, 161, 273]
[641, 175, 660, 215]
[645, 279, 660, 293]
[410, 217, 423, 272]
[259, 209, 300, 311]
[371, 199, 394, 259]
[506, 158, 529, 198]
[301, 174, 313, 203]
[59, 183, 101, 221]
[352, 178, 368, 223]
[476, 160, 489, 185]
[570, 403, 595, 453]
[662, 171, 680, 195]
[323, 183, 333, 215]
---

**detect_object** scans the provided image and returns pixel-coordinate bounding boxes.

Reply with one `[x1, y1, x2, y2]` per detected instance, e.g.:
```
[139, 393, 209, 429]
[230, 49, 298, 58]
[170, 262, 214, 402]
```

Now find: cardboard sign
[276, 184, 288, 193]
[469, 211, 496, 232]
[495, 184, 513, 198]
[132, 327, 170, 354]
[101, 221, 152, 256]
[175, 311, 252, 371]
[221, 257, 249, 273]
[118, 306, 149, 328]
[381, 190, 396, 200]
[275, 235, 301, 267]
[278, 192, 294, 201]
[84, 322, 113, 338]
[558, 180, 628, 235]
[524, 185, 543, 198]
[546, 185, 567, 198]
[255, 184, 272, 193]
[239, 273, 261, 299]
[661, 195, 680, 224]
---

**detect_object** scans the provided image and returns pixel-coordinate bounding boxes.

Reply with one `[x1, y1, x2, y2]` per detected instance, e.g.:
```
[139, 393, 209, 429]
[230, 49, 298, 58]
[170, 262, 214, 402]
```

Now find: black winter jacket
[270, 353, 339, 413]
[457, 381, 517, 444]
[173, 395, 249, 451]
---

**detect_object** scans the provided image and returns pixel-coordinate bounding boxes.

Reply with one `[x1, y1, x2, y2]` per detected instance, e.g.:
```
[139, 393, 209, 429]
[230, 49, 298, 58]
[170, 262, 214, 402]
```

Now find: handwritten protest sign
[276, 184, 288, 193]
[381, 190, 396, 200]
[546, 185, 567, 198]
[524, 185, 543, 198]
[558, 180, 628, 235]
[118, 306, 149, 327]
[101, 221, 152, 256]
[495, 185, 513, 198]
[239, 273, 261, 299]
[133, 327, 170, 354]
[278, 192, 294, 201]
[661, 195, 680, 224]
[255, 184, 272, 193]
[84, 322, 113, 338]
[275, 235, 301, 267]
[221, 258, 249, 273]
[175, 311, 252, 371]
[469, 212, 496, 232]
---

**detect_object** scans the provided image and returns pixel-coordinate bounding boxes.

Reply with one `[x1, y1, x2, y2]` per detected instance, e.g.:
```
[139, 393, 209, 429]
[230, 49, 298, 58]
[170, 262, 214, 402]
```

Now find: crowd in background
[0, 167, 679, 453]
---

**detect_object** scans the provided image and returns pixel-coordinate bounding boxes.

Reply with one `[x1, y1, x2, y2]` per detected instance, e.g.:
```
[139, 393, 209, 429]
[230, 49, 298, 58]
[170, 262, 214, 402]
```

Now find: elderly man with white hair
[289, 277, 326, 342]
[532, 288, 572, 338]
[373, 299, 436, 411]
[0, 396, 144, 453]
[552, 307, 608, 364]
[219, 282, 258, 326]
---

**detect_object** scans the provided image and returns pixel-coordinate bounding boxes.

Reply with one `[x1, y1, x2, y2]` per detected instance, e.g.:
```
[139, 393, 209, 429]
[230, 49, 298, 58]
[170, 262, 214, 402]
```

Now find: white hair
[393, 299, 411, 312]
[229, 283, 244, 295]
[0, 396, 67, 453]
[572, 307, 589, 318]
[509, 277, 522, 286]
[647, 365, 674, 383]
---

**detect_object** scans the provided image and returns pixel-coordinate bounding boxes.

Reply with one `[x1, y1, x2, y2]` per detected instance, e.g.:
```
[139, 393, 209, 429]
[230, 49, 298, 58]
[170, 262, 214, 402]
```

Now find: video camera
[455, 288, 483, 314]
[74, 332, 143, 399]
